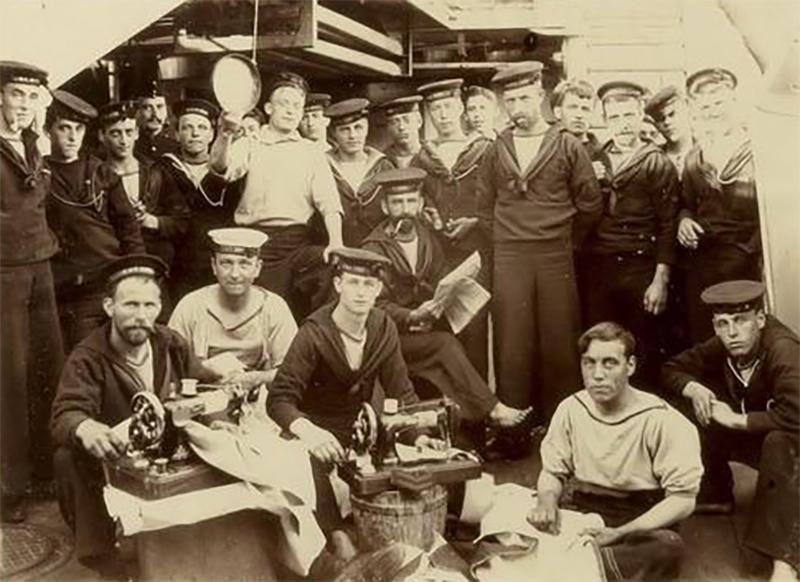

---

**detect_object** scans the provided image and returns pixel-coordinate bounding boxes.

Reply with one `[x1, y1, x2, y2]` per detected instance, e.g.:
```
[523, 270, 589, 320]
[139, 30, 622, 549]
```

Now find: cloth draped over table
[103, 409, 325, 576]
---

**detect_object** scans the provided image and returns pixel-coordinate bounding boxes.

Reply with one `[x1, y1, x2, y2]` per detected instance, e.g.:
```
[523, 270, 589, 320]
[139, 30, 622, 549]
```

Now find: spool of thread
[181, 378, 198, 397]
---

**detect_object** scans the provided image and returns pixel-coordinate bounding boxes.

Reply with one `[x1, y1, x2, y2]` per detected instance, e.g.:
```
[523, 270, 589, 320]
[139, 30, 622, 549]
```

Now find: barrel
[351, 485, 447, 552]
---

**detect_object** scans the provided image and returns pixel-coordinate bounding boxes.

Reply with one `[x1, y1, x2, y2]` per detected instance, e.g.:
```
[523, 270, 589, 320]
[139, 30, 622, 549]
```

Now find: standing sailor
[299, 92, 332, 151]
[477, 62, 602, 449]
[380, 95, 423, 168]
[133, 81, 179, 163]
[645, 86, 694, 176]
[325, 97, 395, 246]
[464, 85, 497, 139]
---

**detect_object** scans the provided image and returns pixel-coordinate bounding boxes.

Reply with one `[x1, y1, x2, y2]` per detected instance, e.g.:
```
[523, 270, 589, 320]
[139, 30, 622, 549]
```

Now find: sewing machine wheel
[352, 402, 378, 454]
[129, 392, 166, 451]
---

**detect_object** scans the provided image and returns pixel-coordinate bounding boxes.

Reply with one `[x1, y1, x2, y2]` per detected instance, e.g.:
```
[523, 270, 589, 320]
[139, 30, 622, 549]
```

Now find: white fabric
[513, 134, 544, 171]
[339, 331, 366, 370]
[399, 238, 418, 273]
[120, 172, 140, 204]
[472, 483, 605, 582]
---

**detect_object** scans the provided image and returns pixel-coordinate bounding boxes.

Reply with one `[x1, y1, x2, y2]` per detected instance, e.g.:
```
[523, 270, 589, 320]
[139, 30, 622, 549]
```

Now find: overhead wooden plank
[302, 39, 403, 76]
[317, 4, 403, 58]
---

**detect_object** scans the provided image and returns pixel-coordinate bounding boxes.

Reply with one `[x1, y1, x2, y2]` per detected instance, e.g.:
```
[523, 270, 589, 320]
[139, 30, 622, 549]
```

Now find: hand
[414, 435, 447, 451]
[297, 423, 345, 465]
[444, 217, 478, 241]
[421, 207, 444, 231]
[579, 526, 625, 547]
[75, 419, 127, 461]
[710, 400, 746, 430]
[682, 381, 716, 426]
[224, 370, 264, 392]
[677, 217, 705, 249]
[527, 499, 560, 534]
[138, 212, 159, 231]
[219, 111, 243, 136]
[409, 301, 437, 325]
[643, 278, 668, 315]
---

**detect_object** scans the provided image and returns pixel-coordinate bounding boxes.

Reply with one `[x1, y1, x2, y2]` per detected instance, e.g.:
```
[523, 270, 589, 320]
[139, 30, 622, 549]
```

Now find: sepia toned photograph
[0, 0, 798, 580]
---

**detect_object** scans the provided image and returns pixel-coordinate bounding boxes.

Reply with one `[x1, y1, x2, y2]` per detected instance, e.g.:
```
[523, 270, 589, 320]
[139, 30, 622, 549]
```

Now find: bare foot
[488, 403, 532, 428]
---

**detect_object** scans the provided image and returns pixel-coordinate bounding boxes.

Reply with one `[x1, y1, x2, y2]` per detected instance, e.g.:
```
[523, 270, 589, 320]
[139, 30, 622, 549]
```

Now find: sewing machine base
[104, 456, 236, 500]
[340, 459, 482, 496]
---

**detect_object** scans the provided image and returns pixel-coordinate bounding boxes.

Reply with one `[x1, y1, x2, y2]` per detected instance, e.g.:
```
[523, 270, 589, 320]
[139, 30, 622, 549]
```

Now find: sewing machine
[340, 398, 482, 495]
[103, 385, 249, 499]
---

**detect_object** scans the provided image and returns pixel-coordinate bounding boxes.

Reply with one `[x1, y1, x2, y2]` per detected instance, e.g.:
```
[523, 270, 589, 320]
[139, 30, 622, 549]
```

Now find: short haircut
[578, 321, 636, 358]
[550, 79, 595, 108]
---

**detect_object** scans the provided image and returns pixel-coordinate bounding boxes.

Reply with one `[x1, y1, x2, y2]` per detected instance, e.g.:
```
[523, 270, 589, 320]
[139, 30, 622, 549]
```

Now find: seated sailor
[530, 322, 703, 581]
[169, 227, 297, 394]
[361, 167, 530, 436]
[663, 280, 799, 580]
[50, 255, 214, 568]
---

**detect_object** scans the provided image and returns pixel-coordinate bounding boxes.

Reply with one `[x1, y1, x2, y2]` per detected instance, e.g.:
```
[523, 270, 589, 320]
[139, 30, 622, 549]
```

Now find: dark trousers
[697, 425, 799, 569]
[563, 481, 685, 581]
[254, 224, 331, 321]
[57, 288, 106, 354]
[583, 253, 669, 392]
[684, 242, 761, 343]
[400, 331, 497, 421]
[54, 446, 115, 560]
[1, 261, 64, 495]
[492, 243, 581, 423]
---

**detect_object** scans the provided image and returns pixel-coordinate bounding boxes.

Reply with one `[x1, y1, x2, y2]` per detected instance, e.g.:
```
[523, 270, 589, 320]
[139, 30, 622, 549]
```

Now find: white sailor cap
[208, 228, 268, 257]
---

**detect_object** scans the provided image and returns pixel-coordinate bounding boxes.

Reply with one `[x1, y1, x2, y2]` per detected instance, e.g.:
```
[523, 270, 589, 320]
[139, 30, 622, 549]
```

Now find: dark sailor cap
[380, 95, 423, 117]
[644, 85, 682, 118]
[597, 80, 646, 103]
[49, 90, 98, 125]
[418, 79, 464, 102]
[98, 101, 137, 127]
[208, 228, 268, 257]
[0, 61, 48, 87]
[266, 71, 309, 96]
[686, 67, 737, 96]
[173, 98, 219, 122]
[330, 247, 391, 277]
[305, 93, 332, 112]
[137, 80, 165, 100]
[701, 280, 766, 314]
[491, 62, 543, 91]
[375, 167, 427, 197]
[325, 98, 370, 127]
[106, 254, 168, 288]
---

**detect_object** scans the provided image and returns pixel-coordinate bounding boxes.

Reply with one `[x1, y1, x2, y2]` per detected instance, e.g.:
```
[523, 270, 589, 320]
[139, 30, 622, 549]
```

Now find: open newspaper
[429, 251, 491, 334]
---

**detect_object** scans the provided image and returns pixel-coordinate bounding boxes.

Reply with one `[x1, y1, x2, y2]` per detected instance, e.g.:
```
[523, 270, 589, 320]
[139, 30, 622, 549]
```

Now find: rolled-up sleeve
[309, 149, 343, 217]
[539, 399, 576, 481]
[648, 410, 704, 497]
[265, 295, 298, 371]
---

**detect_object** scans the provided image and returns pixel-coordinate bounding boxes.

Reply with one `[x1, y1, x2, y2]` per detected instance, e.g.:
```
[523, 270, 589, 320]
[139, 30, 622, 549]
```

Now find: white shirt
[339, 331, 367, 370]
[124, 340, 154, 391]
[398, 238, 418, 274]
[513, 134, 544, 171]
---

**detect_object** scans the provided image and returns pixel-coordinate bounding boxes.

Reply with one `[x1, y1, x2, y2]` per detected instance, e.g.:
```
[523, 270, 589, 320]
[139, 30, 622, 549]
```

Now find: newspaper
[429, 251, 491, 334]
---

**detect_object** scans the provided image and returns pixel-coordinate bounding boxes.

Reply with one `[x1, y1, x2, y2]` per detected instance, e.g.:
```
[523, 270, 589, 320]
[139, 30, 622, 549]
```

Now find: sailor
[645, 85, 694, 175]
[411, 78, 493, 378]
[531, 322, 702, 581]
[45, 89, 145, 351]
[663, 280, 799, 580]
[362, 167, 530, 443]
[211, 72, 343, 319]
[160, 98, 237, 301]
[379, 94, 423, 168]
[325, 97, 395, 246]
[51, 255, 214, 570]
[549, 78, 603, 160]
[299, 92, 332, 150]
[476, 62, 602, 451]
[241, 107, 266, 139]
[133, 81, 179, 163]
[169, 228, 297, 391]
[463, 85, 498, 139]
[580, 81, 680, 390]
[0, 60, 64, 523]
[678, 68, 761, 343]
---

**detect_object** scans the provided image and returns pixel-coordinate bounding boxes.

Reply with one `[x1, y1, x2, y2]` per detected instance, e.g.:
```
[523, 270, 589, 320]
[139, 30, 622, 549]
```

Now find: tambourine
[211, 54, 262, 114]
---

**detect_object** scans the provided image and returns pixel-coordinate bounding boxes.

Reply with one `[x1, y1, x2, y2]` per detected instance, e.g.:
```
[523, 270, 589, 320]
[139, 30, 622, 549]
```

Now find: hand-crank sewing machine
[340, 398, 483, 495]
[103, 385, 250, 499]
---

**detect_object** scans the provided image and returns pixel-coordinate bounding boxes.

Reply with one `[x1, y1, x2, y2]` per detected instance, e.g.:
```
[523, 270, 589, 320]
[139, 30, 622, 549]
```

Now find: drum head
[212, 54, 262, 114]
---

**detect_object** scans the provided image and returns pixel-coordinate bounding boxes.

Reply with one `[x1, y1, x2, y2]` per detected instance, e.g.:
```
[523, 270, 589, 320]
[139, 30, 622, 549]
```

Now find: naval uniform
[582, 141, 680, 389]
[411, 134, 493, 379]
[663, 316, 799, 570]
[362, 220, 499, 422]
[134, 131, 180, 165]
[680, 139, 761, 342]
[477, 124, 602, 422]
[1, 127, 64, 496]
[46, 155, 145, 350]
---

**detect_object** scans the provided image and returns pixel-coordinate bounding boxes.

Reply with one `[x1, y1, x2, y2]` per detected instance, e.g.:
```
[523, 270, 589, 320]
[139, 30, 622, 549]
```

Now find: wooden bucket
[351, 485, 447, 552]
